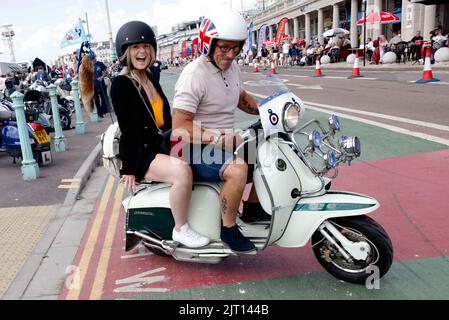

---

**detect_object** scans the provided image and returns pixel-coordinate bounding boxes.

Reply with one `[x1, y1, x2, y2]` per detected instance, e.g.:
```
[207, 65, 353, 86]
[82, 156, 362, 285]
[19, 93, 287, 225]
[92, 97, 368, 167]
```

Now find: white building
[249, 0, 449, 48]
[157, 19, 202, 62]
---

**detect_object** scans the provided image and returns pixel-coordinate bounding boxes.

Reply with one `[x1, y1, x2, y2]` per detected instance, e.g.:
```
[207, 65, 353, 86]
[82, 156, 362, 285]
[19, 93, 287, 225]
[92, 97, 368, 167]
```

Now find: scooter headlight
[283, 102, 301, 132]
[339, 136, 361, 157]
[309, 130, 322, 149]
[324, 150, 337, 169]
[329, 114, 341, 132]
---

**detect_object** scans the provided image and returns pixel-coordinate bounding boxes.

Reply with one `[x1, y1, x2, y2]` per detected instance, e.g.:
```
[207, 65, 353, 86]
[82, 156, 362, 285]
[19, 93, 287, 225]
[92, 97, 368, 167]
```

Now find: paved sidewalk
[0, 111, 112, 299]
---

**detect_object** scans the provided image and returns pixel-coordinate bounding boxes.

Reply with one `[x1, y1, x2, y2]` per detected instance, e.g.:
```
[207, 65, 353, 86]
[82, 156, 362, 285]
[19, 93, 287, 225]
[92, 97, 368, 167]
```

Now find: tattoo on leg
[221, 198, 228, 216]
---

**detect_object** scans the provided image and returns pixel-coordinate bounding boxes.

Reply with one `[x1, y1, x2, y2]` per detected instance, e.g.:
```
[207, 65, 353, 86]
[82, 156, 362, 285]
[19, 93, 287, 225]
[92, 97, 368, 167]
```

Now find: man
[410, 31, 424, 61]
[389, 31, 402, 45]
[35, 66, 50, 82]
[172, 9, 269, 253]
[93, 54, 110, 117]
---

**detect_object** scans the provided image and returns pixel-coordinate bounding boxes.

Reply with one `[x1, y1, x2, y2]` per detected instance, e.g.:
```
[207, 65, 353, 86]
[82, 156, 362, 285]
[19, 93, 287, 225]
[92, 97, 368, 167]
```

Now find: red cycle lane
[59, 149, 449, 300]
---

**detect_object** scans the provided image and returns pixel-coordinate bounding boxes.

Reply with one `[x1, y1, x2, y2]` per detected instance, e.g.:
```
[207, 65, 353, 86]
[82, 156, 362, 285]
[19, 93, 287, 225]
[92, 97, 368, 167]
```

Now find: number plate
[33, 130, 50, 144]
[41, 150, 52, 166]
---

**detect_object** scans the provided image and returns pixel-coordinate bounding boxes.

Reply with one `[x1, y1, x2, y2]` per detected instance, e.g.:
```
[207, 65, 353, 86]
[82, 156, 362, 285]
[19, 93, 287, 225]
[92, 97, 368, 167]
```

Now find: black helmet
[115, 21, 157, 65]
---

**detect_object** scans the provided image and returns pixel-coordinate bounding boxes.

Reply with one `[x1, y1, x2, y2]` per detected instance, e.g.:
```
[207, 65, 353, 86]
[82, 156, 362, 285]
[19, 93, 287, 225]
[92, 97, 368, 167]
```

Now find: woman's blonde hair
[119, 44, 156, 89]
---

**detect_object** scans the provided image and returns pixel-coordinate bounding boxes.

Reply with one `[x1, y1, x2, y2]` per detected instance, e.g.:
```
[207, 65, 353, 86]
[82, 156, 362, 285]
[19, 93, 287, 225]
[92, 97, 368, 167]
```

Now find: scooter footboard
[275, 191, 379, 248]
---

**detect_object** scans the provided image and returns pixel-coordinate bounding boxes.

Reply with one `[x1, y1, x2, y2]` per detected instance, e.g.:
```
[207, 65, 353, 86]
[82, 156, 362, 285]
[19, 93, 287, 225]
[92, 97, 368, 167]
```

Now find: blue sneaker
[221, 225, 256, 253]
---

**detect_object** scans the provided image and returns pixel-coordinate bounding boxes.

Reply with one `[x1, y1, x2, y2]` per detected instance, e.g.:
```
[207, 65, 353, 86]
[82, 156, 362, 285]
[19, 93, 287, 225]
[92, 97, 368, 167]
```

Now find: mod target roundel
[268, 109, 279, 126]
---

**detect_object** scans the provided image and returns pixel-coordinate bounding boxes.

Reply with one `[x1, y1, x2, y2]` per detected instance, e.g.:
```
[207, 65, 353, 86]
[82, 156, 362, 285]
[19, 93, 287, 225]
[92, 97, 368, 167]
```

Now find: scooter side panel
[275, 191, 380, 248]
[124, 183, 222, 241]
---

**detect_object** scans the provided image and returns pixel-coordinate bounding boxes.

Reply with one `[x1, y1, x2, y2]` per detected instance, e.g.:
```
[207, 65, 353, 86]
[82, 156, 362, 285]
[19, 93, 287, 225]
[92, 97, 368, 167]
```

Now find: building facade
[156, 19, 201, 62]
[249, 0, 449, 48]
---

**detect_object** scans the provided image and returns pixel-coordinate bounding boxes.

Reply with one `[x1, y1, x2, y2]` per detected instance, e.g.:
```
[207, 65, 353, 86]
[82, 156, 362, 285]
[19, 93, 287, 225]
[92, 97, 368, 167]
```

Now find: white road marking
[305, 105, 449, 146]
[303, 101, 449, 132]
[408, 80, 449, 85]
[286, 83, 323, 90]
[247, 91, 449, 146]
[114, 267, 169, 293]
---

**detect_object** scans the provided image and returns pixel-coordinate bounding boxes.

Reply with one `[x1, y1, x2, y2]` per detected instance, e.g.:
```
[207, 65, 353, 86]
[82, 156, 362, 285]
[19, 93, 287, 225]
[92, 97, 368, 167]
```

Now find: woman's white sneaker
[172, 223, 210, 248]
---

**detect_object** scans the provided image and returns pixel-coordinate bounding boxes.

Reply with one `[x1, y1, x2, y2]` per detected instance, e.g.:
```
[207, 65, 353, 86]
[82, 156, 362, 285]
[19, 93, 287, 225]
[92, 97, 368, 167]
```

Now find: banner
[257, 24, 267, 57]
[192, 37, 199, 58]
[275, 17, 289, 46]
[246, 22, 254, 54]
[60, 20, 89, 49]
[181, 40, 187, 57]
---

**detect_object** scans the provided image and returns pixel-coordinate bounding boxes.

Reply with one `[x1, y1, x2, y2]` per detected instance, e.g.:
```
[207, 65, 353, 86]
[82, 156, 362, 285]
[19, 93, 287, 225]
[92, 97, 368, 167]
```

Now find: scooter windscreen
[245, 73, 306, 137]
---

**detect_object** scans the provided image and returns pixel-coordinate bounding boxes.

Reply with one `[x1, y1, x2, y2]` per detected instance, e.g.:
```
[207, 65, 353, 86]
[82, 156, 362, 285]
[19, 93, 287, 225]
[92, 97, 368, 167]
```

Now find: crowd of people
[240, 25, 448, 69]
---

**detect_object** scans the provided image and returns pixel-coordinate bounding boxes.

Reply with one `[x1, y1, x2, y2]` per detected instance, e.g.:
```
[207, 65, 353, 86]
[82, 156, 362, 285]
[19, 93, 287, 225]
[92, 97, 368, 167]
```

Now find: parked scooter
[24, 81, 72, 131]
[0, 102, 52, 166]
[54, 78, 75, 116]
[102, 75, 393, 284]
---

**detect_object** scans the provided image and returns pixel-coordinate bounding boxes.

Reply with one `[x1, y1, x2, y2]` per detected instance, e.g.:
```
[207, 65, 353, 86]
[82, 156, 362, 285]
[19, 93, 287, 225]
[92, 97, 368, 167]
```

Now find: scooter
[106, 75, 393, 284]
[0, 102, 52, 166]
[54, 78, 75, 116]
[24, 82, 72, 131]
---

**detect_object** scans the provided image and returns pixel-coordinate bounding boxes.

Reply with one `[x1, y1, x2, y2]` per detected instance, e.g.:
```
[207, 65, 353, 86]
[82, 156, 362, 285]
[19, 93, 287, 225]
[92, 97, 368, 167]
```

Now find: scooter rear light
[28, 121, 45, 131]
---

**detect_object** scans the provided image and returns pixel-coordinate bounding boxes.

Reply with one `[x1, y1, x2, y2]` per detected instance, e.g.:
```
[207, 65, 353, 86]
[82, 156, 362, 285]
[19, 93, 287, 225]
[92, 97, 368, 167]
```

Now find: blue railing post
[47, 84, 67, 152]
[10, 91, 40, 180]
[71, 80, 86, 135]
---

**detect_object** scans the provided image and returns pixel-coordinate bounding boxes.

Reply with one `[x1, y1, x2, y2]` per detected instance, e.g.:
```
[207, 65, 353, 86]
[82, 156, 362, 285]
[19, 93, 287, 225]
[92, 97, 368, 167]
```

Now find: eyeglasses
[215, 44, 241, 54]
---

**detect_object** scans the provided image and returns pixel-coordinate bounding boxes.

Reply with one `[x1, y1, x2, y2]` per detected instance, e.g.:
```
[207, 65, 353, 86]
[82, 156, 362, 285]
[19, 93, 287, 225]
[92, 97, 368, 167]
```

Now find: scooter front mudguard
[276, 191, 379, 248]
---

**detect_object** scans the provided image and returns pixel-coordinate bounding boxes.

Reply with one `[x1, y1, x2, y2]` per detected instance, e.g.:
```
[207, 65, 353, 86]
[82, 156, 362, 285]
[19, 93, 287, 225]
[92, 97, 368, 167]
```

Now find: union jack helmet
[199, 9, 247, 57]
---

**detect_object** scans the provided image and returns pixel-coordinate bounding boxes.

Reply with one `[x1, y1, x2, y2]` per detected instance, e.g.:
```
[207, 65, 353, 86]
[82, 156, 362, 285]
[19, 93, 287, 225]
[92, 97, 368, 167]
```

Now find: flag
[275, 18, 289, 47]
[60, 20, 88, 49]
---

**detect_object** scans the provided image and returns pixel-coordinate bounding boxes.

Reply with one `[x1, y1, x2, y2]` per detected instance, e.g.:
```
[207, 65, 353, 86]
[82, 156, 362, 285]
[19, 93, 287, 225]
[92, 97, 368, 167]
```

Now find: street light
[363, 0, 367, 67]
[105, 0, 117, 62]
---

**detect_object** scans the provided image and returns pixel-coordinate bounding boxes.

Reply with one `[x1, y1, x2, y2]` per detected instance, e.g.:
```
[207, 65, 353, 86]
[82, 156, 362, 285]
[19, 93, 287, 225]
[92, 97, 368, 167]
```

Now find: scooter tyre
[311, 215, 393, 284]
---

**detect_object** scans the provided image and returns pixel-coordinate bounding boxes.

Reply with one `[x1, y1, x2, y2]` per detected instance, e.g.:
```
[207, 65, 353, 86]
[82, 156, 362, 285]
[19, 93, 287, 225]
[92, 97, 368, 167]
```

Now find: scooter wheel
[311, 215, 393, 284]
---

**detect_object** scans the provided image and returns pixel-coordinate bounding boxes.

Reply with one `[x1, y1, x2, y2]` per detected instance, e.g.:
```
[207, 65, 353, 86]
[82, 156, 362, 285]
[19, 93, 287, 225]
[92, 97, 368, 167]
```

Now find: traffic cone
[270, 60, 277, 74]
[253, 60, 260, 73]
[313, 56, 324, 77]
[348, 51, 363, 79]
[416, 46, 440, 83]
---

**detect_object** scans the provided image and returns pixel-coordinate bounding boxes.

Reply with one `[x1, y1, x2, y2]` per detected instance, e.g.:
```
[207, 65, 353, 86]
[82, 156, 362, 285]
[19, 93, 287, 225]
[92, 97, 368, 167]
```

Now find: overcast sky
[0, 0, 256, 65]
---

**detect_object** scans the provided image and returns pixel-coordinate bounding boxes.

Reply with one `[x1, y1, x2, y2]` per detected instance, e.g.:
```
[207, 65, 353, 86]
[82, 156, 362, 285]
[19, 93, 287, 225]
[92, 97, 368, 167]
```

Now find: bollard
[71, 80, 86, 135]
[90, 101, 99, 123]
[10, 91, 40, 180]
[48, 85, 67, 152]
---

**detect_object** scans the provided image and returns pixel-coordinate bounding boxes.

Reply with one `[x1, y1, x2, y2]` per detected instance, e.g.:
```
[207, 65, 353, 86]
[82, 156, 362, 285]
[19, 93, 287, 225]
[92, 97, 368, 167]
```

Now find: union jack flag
[199, 18, 219, 55]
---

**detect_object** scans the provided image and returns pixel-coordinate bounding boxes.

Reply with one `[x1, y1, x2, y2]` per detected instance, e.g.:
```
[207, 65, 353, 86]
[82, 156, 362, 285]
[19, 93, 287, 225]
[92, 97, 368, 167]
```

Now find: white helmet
[199, 9, 248, 57]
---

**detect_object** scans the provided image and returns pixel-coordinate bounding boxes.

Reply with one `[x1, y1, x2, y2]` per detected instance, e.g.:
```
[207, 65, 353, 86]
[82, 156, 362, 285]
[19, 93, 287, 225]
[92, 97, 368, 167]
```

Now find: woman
[378, 35, 388, 63]
[111, 21, 209, 248]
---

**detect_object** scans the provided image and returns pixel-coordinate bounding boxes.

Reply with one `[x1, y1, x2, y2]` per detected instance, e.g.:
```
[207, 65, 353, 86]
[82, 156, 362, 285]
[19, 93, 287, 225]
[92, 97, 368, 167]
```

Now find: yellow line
[61, 179, 82, 183]
[58, 185, 81, 189]
[89, 183, 125, 300]
[65, 175, 115, 300]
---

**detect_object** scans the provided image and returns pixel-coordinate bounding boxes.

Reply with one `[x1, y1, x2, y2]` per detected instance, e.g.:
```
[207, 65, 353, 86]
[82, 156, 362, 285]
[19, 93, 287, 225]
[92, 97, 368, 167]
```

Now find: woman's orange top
[150, 94, 164, 128]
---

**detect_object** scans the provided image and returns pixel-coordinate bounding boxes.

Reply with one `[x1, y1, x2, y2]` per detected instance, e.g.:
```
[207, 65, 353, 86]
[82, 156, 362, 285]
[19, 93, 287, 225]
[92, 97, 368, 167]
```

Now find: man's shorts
[186, 144, 255, 183]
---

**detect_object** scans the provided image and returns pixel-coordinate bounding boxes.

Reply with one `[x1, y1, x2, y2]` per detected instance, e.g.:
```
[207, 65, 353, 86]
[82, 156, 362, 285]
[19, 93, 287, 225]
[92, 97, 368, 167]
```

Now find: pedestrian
[93, 54, 111, 117]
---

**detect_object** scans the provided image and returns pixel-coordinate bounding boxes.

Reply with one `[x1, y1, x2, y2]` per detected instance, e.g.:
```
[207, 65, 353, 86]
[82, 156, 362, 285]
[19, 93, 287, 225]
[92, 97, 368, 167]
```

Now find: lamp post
[105, 0, 117, 62]
[363, 0, 367, 66]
